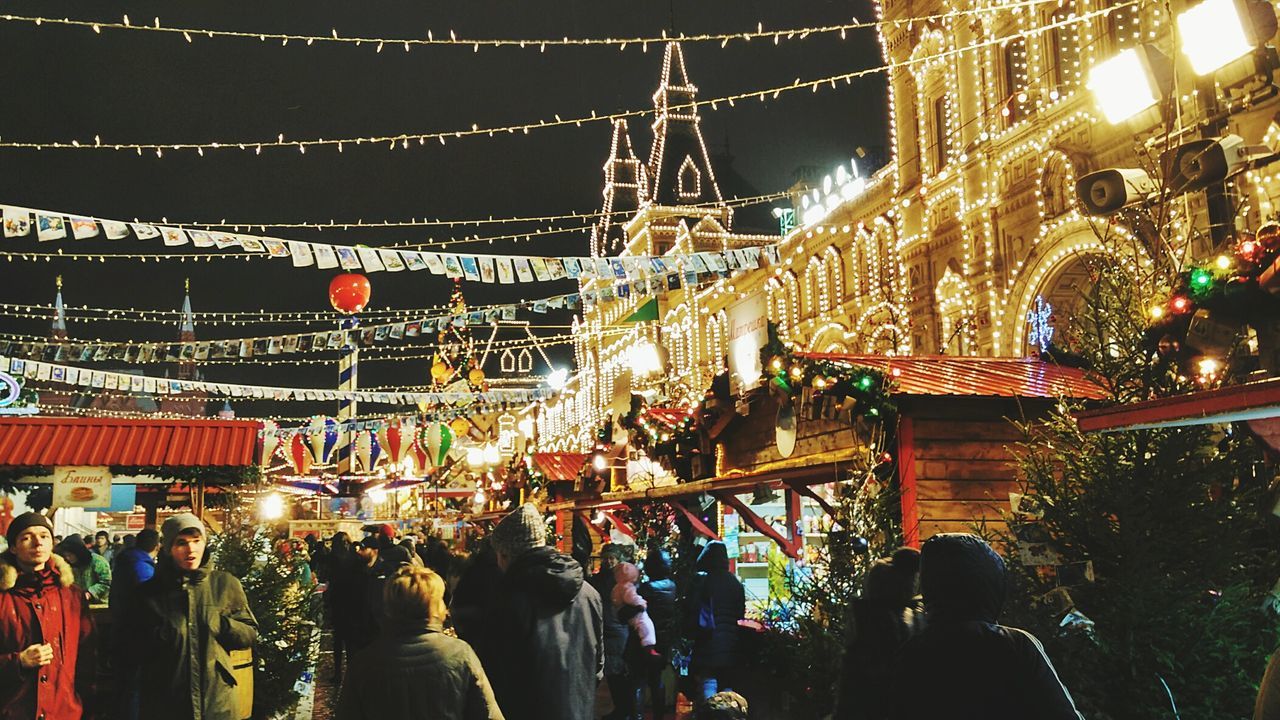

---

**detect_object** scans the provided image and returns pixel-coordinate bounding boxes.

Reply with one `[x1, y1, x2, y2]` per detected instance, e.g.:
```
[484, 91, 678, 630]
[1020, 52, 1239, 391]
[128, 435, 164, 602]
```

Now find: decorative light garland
[0, 7, 1133, 156]
[0, 6, 1064, 54]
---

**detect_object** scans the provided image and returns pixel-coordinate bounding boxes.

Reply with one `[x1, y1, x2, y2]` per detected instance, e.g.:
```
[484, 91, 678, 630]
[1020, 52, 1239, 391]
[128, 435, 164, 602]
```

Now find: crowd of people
[0, 501, 1107, 719]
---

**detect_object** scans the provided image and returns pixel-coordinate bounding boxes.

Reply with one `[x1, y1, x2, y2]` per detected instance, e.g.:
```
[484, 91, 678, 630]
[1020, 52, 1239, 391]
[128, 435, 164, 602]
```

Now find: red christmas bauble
[328, 273, 371, 314]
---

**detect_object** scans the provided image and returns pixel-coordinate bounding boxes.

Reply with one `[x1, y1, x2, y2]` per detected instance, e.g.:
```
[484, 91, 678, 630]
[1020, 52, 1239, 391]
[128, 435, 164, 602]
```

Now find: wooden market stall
[551, 356, 1107, 553]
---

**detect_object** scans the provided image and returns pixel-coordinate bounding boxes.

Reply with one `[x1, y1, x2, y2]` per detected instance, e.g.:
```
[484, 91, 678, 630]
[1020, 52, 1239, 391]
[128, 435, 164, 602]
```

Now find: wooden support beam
[716, 491, 800, 559]
[603, 510, 635, 540]
[784, 478, 836, 517]
[668, 500, 722, 542]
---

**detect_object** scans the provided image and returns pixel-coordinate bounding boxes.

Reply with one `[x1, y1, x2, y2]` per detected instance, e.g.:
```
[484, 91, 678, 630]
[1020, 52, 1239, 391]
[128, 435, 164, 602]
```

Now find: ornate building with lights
[539, 2, 1280, 451]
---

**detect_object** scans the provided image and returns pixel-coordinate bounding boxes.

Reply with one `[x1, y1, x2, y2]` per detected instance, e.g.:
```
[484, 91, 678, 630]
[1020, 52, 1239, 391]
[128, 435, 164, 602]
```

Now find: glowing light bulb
[260, 493, 285, 521]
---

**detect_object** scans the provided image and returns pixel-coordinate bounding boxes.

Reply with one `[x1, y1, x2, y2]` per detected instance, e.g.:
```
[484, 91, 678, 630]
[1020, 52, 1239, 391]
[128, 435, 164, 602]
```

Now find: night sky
[0, 0, 887, 418]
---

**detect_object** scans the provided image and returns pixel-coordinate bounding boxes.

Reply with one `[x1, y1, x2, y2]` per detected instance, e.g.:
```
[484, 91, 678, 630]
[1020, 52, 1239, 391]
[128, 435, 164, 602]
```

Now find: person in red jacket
[0, 511, 96, 720]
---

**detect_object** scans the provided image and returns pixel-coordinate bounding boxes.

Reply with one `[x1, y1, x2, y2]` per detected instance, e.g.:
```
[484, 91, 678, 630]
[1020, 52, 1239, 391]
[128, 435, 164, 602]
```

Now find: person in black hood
[481, 503, 603, 720]
[889, 533, 1083, 720]
[630, 547, 679, 720]
[685, 541, 746, 702]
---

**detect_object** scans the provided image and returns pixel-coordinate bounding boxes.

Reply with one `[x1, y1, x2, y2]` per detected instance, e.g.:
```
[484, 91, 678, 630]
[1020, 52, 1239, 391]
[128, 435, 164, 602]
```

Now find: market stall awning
[532, 452, 589, 481]
[798, 354, 1108, 400]
[0, 417, 259, 467]
[1075, 376, 1280, 433]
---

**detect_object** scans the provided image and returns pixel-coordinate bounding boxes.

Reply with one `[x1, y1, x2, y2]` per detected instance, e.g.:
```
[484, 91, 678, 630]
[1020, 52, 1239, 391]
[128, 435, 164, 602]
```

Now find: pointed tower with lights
[647, 42, 725, 210]
[590, 119, 649, 257]
[51, 276, 67, 341]
[176, 279, 197, 381]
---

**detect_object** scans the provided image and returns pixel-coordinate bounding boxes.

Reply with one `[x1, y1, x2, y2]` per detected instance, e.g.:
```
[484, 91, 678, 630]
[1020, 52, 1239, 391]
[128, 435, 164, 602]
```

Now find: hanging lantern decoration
[258, 420, 281, 468]
[379, 418, 413, 469]
[289, 434, 313, 475]
[431, 358, 453, 383]
[450, 416, 473, 439]
[328, 273, 372, 315]
[468, 367, 486, 388]
[421, 422, 454, 467]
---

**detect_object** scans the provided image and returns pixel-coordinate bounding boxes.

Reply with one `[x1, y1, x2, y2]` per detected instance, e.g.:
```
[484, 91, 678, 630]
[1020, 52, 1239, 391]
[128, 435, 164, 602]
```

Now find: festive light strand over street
[0, 5, 1132, 156]
[151, 191, 788, 231]
[0, 0, 1064, 54]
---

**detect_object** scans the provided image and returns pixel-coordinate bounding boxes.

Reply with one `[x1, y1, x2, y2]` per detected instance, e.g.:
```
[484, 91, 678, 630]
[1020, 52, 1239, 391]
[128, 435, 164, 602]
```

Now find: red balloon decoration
[329, 273, 371, 314]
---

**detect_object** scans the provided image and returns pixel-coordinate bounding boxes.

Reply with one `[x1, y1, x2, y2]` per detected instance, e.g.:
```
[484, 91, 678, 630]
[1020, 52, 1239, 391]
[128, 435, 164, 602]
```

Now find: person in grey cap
[123, 513, 258, 720]
[478, 503, 603, 720]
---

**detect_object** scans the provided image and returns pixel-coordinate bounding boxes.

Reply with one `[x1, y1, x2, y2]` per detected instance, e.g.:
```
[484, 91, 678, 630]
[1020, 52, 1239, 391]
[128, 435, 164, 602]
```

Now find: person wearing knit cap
[0, 512, 96, 720]
[478, 503, 603, 720]
[122, 513, 258, 720]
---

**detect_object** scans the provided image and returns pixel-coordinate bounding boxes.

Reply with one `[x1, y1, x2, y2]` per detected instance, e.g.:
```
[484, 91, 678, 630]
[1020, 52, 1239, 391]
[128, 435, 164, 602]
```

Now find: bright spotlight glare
[547, 368, 569, 390]
[1178, 0, 1254, 75]
[260, 493, 285, 521]
[1087, 49, 1158, 124]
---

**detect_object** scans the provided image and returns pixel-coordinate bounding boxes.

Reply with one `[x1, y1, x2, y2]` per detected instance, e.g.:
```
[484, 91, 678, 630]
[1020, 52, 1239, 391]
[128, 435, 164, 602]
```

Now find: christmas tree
[211, 512, 318, 720]
[429, 278, 486, 392]
[1002, 260, 1280, 719]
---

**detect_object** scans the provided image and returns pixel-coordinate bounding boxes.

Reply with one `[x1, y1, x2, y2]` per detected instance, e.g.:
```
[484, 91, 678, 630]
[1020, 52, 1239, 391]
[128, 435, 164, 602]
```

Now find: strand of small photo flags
[0, 266, 754, 363]
[0, 355, 553, 406]
[0, 204, 782, 282]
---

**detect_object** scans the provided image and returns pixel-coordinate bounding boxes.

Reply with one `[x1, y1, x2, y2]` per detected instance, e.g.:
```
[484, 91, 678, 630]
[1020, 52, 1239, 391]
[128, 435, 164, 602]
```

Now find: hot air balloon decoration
[307, 416, 339, 465]
[356, 430, 384, 473]
[419, 422, 454, 468]
[259, 420, 281, 468]
[410, 439, 432, 475]
[289, 434, 313, 475]
[378, 419, 413, 474]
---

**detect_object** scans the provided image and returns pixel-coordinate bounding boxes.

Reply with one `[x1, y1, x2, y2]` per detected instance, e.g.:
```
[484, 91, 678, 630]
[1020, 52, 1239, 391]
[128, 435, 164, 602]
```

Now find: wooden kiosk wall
[899, 396, 1053, 543]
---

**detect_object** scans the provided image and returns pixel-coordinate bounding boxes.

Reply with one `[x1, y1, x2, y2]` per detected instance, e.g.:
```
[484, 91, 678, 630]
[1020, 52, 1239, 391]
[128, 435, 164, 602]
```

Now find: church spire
[647, 42, 724, 208]
[591, 119, 648, 257]
[180, 278, 195, 337]
[51, 276, 67, 340]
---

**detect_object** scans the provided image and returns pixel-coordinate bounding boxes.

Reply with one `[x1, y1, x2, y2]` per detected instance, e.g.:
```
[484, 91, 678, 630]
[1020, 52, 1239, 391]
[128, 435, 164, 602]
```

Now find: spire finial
[185, 277, 190, 293]
[56, 275, 62, 289]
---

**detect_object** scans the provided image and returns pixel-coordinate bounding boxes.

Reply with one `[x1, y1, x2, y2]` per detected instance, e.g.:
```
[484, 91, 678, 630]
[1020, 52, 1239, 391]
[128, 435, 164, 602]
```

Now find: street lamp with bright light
[1087, 48, 1166, 124]
[1178, 0, 1276, 75]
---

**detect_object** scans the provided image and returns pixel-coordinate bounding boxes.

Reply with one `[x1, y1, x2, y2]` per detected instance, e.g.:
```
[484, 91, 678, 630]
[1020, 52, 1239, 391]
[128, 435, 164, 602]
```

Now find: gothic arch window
[782, 271, 801, 333]
[804, 257, 828, 317]
[826, 247, 844, 310]
[678, 156, 701, 200]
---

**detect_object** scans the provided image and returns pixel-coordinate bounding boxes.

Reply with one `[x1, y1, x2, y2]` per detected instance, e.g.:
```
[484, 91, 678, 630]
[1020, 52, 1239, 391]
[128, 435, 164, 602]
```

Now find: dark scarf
[12, 565, 58, 597]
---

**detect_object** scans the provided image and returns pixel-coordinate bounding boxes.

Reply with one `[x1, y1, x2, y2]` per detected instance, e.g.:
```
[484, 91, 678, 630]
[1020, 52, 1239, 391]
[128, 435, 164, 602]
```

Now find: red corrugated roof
[532, 452, 588, 481]
[0, 417, 259, 467]
[798, 354, 1108, 400]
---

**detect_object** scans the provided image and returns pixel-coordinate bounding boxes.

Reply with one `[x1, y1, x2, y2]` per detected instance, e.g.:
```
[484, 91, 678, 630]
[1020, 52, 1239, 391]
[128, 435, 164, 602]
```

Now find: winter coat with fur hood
[0, 551, 96, 720]
[123, 553, 257, 720]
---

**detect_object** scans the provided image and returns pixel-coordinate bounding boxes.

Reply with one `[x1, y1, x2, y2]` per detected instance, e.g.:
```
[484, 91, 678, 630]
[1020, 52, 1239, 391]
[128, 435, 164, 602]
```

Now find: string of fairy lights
[150, 191, 789, 232]
[0, 4, 1134, 156]
[0, 0, 1068, 55]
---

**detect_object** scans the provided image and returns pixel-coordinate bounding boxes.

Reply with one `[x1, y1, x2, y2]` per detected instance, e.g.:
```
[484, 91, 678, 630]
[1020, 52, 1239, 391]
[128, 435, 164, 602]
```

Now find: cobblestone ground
[310, 632, 338, 720]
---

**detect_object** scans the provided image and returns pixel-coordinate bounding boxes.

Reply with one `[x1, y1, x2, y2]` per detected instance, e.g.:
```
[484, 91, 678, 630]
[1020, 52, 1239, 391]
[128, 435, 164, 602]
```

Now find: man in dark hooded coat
[125, 513, 258, 720]
[482, 503, 603, 720]
[889, 533, 1083, 720]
